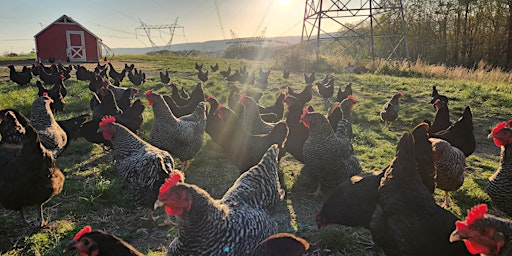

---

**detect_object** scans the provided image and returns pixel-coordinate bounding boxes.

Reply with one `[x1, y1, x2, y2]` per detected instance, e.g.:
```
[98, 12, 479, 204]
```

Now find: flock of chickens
[2, 61, 512, 256]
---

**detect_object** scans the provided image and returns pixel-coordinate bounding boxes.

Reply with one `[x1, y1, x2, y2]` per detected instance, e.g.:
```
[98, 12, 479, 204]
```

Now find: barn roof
[34, 15, 101, 40]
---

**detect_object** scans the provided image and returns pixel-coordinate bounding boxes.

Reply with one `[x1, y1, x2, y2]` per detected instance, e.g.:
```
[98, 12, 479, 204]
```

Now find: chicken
[154, 144, 285, 255]
[240, 94, 275, 135]
[7, 64, 32, 86]
[315, 122, 436, 229]
[0, 109, 29, 144]
[282, 69, 290, 79]
[259, 91, 286, 120]
[316, 77, 335, 101]
[215, 105, 288, 172]
[380, 91, 403, 127]
[283, 95, 309, 163]
[287, 83, 313, 105]
[195, 62, 203, 71]
[304, 72, 315, 84]
[145, 90, 206, 171]
[29, 93, 67, 158]
[36, 80, 66, 112]
[36, 63, 62, 85]
[485, 120, 512, 217]
[210, 63, 219, 72]
[220, 65, 231, 78]
[428, 99, 451, 134]
[75, 64, 95, 81]
[327, 95, 356, 135]
[57, 114, 89, 152]
[108, 62, 127, 83]
[97, 116, 177, 221]
[198, 69, 209, 83]
[163, 83, 205, 118]
[430, 106, 476, 157]
[127, 68, 146, 86]
[430, 137, 466, 208]
[0, 120, 64, 227]
[369, 132, 471, 256]
[301, 109, 362, 196]
[169, 82, 190, 106]
[449, 204, 512, 256]
[254, 233, 310, 256]
[160, 69, 171, 84]
[93, 86, 123, 120]
[65, 226, 144, 256]
[336, 82, 353, 102]
[430, 85, 449, 106]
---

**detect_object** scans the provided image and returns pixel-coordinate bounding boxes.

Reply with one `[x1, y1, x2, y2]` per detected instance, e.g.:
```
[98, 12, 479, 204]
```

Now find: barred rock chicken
[145, 90, 206, 171]
[30, 93, 67, 158]
[316, 122, 436, 229]
[450, 204, 512, 256]
[254, 233, 310, 256]
[430, 106, 475, 157]
[154, 144, 285, 255]
[283, 95, 309, 163]
[160, 69, 171, 84]
[301, 109, 362, 196]
[240, 94, 276, 135]
[65, 226, 144, 256]
[97, 116, 177, 222]
[380, 91, 403, 127]
[336, 82, 353, 102]
[369, 132, 471, 256]
[485, 120, 512, 217]
[428, 99, 451, 134]
[429, 137, 466, 208]
[0, 121, 64, 227]
[7, 64, 32, 86]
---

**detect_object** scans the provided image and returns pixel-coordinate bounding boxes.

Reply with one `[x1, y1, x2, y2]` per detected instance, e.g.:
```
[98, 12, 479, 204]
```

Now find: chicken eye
[83, 239, 89, 246]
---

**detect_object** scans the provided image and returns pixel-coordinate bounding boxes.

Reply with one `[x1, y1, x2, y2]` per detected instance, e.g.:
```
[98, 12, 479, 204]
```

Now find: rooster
[301, 109, 362, 196]
[485, 120, 512, 217]
[369, 132, 471, 256]
[7, 64, 32, 86]
[97, 116, 177, 222]
[450, 204, 512, 256]
[65, 226, 144, 256]
[154, 144, 285, 255]
[145, 90, 206, 171]
[380, 91, 403, 127]
[29, 93, 67, 158]
[0, 120, 64, 227]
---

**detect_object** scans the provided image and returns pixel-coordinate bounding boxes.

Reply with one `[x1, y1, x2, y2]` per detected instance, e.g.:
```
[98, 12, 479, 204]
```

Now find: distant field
[0, 54, 510, 255]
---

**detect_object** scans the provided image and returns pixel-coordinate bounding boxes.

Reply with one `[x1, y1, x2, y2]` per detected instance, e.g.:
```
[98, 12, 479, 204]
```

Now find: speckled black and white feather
[149, 92, 206, 161]
[29, 95, 67, 158]
[486, 142, 512, 216]
[107, 122, 175, 209]
[429, 138, 466, 192]
[303, 112, 362, 192]
[166, 145, 284, 256]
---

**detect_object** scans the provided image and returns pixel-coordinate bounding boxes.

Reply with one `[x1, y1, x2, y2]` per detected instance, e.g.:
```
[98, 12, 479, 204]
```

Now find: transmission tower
[302, 0, 410, 64]
[135, 17, 184, 51]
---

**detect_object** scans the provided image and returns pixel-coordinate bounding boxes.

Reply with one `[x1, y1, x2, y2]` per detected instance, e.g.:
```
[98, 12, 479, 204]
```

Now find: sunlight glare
[278, 0, 292, 7]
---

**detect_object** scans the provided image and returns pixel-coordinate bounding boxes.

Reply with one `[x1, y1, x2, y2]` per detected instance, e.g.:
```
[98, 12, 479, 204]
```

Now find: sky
[0, 0, 312, 54]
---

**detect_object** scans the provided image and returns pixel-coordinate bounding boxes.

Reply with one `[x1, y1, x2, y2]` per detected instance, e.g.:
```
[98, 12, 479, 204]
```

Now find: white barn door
[66, 31, 86, 62]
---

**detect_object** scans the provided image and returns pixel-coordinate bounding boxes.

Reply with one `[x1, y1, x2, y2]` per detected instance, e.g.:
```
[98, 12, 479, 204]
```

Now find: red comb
[216, 104, 224, 111]
[207, 95, 213, 100]
[99, 116, 115, 128]
[347, 95, 356, 102]
[492, 121, 507, 136]
[144, 90, 153, 96]
[42, 92, 49, 97]
[300, 108, 309, 120]
[397, 91, 403, 97]
[159, 172, 183, 198]
[73, 226, 92, 241]
[464, 204, 487, 226]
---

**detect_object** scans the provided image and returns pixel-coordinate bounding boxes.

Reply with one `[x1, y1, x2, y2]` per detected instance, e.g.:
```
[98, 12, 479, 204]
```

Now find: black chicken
[430, 106, 475, 157]
[159, 69, 171, 84]
[336, 82, 353, 102]
[65, 226, 144, 256]
[7, 64, 32, 86]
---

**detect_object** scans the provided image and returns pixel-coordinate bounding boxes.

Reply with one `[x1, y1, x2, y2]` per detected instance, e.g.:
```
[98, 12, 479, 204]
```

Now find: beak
[154, 199, 165, 210]
[487, 133, 494, 139]
[63, 241, 76, 253]
[96, 127, 103, 133]
[449, 230, 464, 243]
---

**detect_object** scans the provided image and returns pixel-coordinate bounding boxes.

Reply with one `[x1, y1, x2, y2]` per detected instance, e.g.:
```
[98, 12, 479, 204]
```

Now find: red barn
[35, 15, 102, 63]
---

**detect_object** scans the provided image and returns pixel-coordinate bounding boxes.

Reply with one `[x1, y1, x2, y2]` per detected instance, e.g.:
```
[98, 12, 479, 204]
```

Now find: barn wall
[36, 23, 100, 62]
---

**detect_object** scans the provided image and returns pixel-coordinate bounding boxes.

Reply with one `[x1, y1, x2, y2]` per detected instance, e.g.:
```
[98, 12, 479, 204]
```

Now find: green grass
[0, 54, 508, 255]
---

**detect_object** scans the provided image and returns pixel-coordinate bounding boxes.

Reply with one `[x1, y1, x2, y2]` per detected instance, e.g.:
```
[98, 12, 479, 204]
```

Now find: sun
[278, 0, 292, 7]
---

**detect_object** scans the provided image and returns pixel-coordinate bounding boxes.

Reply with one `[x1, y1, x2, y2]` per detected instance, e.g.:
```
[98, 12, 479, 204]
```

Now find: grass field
[0, 54, 510, 255]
